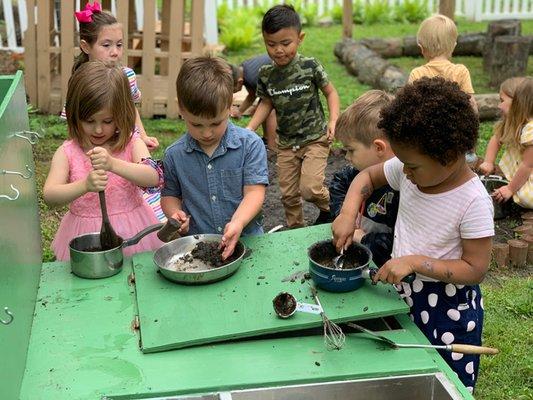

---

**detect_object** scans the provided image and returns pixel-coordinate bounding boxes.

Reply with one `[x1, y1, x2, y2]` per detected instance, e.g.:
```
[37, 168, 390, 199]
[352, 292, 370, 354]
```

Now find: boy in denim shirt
[161, 56, 268, 259]
[246, 5, 340, 228]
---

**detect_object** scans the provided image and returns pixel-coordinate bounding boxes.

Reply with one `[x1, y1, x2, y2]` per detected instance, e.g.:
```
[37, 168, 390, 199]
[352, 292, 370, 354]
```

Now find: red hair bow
[75, 1, 102, 23]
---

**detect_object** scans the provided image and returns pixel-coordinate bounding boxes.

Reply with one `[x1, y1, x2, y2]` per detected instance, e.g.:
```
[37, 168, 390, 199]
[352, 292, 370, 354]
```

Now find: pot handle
[123, 223, 163, 248]
[368, 268, 416, 285]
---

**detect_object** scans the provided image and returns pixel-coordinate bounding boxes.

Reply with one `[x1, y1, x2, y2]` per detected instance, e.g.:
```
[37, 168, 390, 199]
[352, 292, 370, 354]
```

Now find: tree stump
[513, 224, 533, 238]
[492, 242, 509, 268]
[358, 55, 389, 87]
[507, 239, 528, 267]
[474, 94, 500, 121]
[520, 234, 533, 265]
[359, 38, 403, 58]
[483, 19, 521, 73]
[379, 65, 408, 93]
[402, 36, 420, 57]
[454, 33, 485, 56]
[488, 36, 530, 89]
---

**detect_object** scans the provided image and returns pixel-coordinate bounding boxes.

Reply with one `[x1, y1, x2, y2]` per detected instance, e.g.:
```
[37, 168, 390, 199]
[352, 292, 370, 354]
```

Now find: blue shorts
[396, 279, 483, 393]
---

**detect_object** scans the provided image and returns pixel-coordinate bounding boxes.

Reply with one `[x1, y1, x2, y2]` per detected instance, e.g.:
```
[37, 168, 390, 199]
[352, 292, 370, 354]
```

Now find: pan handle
[123, 223, 163, 248]
[367, 268, 416, 285]
[449, 344, 499, 355]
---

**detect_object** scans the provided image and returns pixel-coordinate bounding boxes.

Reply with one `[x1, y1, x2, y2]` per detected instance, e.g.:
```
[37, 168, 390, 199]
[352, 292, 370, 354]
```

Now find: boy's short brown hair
[417, 14, 458, 59]
[335, 90, 394, 146]
[176, 56, 233, 118]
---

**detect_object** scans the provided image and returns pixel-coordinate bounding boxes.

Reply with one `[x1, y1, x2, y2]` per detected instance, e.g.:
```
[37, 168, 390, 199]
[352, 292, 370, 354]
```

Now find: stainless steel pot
[480, 174, 512, 219]
[69, 223, 163, 279]
[153, 234, 245, 284]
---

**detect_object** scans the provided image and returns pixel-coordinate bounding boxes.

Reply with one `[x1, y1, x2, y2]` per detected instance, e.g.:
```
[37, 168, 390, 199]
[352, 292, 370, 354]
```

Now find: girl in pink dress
[43, 61, 163, 261]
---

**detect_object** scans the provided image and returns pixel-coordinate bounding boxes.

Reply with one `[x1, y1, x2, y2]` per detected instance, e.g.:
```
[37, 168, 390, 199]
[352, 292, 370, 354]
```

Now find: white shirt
[384, 157, 494, 281]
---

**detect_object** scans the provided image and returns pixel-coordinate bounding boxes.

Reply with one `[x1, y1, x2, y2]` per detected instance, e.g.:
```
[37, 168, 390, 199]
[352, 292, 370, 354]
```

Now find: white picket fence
[1, 0, 532, 53]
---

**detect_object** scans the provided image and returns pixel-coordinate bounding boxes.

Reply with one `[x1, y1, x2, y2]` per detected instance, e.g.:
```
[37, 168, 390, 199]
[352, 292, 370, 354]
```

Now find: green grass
[30, 20, 533, 399]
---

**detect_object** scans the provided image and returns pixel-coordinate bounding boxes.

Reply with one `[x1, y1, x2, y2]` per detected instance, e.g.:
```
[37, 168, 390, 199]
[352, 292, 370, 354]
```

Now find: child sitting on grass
[333, 77, 494, 392]
[329, 90, 397, 267]
[161, 56, 268, 260]
[246, 4, 340, 228]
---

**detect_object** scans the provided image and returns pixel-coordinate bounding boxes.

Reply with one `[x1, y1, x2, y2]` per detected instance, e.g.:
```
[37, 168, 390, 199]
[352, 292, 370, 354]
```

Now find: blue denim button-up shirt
[162, 122, 268, 236]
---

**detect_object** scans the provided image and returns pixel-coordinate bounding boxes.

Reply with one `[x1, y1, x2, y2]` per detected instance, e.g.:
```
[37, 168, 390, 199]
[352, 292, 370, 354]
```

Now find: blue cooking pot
[308, 240, 373, 292]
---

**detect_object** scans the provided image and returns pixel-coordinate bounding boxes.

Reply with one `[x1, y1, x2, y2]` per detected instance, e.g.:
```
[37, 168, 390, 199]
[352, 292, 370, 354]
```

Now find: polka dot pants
[396, 279, 484, 393]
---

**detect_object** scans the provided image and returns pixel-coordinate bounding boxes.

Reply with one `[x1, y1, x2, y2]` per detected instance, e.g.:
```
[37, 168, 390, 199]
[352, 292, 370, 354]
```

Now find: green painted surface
[0, 71, 42, 400]
[21, 237, 472, 399]
[133, 225, 409, 353]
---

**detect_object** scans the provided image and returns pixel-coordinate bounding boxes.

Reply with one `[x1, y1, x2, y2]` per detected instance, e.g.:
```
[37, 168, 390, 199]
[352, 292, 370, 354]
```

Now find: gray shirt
[162, 122, 269, 236]
[242, 54, 272, 94]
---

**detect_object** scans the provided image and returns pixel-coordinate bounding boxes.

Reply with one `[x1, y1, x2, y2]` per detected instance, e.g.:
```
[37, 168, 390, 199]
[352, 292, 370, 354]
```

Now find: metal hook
[1, 307, 14, 325]
[11, 130, 42, 145]
[0, 184, 20, 200]
[1, 164, 33, 179]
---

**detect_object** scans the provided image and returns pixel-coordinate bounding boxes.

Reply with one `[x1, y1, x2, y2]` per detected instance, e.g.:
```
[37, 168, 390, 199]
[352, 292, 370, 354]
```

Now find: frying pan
[153, 234, 246, 284]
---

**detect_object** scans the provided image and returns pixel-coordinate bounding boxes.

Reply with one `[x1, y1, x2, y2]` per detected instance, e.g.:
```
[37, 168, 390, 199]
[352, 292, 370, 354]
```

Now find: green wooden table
[133, 225, 409, 352]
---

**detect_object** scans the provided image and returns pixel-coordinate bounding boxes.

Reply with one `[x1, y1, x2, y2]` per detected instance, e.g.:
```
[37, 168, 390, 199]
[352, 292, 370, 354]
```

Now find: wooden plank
[23, 0, 37, 106]
[116, 0, 130, 67]
[190, 0, 204, 55]
[60, 2, 74, 104]
[141, 0, 156, 117]
[36, 0, 51, 112]
[166, 0, 184, 118]
[159, 0, 170, 75]
[342, 0, 352, 39]
[133, 225, 409, 353]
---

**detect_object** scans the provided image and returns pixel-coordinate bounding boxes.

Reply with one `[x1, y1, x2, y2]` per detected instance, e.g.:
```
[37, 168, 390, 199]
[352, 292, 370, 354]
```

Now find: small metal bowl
[272, 292, 297, 318]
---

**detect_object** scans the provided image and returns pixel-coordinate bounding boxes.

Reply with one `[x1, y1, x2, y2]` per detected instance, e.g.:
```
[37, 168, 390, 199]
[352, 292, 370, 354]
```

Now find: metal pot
[308, 240, 373, 292]
[480, 174, 512, 219]
[153, 234, 246, 285]
[69, 223, 163, 279]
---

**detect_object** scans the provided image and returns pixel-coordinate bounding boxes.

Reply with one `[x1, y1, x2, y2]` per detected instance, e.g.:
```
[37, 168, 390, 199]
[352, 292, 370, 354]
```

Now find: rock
[474, 93, 500, 121]
[318, 16, 333, 27]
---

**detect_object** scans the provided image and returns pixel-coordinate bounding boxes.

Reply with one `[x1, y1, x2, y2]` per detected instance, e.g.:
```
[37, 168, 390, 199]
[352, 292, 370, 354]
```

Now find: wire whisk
[310, 285, 345, 350]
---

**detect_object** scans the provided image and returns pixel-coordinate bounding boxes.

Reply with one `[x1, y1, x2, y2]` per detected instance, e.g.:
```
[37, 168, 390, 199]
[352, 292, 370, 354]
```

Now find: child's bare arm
[320, 82, 340, 141]
[494, 145, 533, 202]
[161, 195, 189, 234]
[479, 134, 501, 175]
[221, 184, 266, 259]
[135, 108, 159, 150]
[332, 163, 388, 251]
[234, 92, 256, 118]
[374, 236, 492, 285]
[88, 140, 159, 188]
[246, 98, 273, 131]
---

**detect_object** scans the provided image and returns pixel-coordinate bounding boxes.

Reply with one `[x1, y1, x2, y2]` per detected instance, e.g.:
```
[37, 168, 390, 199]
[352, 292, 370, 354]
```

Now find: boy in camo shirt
[247, 4, 340, 228]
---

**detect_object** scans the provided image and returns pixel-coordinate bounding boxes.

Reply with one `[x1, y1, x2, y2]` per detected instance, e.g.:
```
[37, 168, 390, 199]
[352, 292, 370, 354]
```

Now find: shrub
[393, 0, 429, 23]
[218, 7, 259, 52]
[363, 0, 391, 25]
[352, 0, 364, 24]
[331, 4, 343, 24]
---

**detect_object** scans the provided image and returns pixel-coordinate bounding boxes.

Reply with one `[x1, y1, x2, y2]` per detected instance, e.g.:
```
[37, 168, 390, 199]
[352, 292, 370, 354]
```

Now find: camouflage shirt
[256, 54, 329, 148]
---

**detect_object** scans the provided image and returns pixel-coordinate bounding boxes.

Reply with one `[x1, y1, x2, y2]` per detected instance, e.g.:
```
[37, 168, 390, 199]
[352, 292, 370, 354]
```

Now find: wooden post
[342, 0, 353, 39]
[116, 0, 130, 67]
[488, 36, 530, 89]
[507, 239, 528, 267]
[513, 224, 533, 238]
[520, 234, 533, 265]
[492, 243, 509, 268]
[166, 0, 184, 118]
[190, 0, 204, 55]
[36, 0, 51, 112]
[439, 0, 455, 20]
[23, 0, 37, 107]
[60, 2, 75, 105]
[141, 0, 156, 118]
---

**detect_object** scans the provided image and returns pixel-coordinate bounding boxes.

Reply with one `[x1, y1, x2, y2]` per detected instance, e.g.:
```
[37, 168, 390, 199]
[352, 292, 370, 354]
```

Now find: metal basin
[167, 373, 463, 399]
[153, 234, 245, 285]
[480, 174, 512, 219]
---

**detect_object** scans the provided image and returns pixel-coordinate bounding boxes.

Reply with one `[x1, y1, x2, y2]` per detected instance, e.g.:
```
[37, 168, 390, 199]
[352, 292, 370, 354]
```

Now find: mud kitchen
[2, 72, 493, 400]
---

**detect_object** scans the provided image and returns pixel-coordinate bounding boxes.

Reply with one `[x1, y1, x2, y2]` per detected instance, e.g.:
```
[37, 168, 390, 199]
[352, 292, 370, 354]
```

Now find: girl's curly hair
[378, 77, 479, 165]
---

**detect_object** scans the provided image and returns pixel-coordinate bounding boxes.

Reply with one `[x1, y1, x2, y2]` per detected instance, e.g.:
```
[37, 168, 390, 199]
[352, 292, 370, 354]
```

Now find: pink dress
[52, 138, 163, 261]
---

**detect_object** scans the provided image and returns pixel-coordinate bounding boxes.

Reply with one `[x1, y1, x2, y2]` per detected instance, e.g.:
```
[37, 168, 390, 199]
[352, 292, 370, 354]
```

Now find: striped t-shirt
[60, 66, 141, 119]
[384, 157, 494, 281]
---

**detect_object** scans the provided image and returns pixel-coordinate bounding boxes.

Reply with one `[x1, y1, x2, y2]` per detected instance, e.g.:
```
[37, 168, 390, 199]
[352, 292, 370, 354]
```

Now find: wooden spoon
[98, 191, 122, 250]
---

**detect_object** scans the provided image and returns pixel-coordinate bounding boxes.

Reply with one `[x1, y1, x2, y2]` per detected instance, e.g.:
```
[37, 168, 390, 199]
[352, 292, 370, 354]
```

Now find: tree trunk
[483, 19, 521, 72]
[488, 36, 530, 89]
[439, 0, 455, 20]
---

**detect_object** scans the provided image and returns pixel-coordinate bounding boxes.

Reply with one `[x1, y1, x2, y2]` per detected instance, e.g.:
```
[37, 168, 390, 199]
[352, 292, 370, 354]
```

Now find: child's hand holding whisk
[87, 147, 114, 171]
